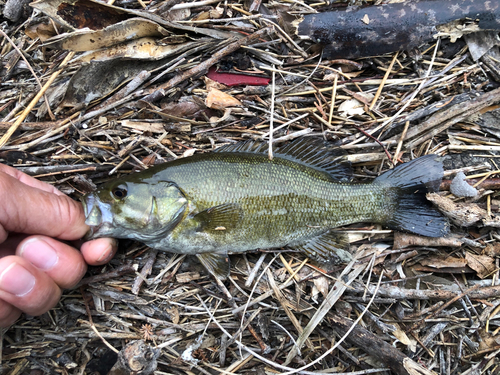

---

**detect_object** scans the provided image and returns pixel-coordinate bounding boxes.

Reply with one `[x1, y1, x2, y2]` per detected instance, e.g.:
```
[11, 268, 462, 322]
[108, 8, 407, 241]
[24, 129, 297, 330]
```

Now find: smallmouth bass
[82, 139, 449, 279]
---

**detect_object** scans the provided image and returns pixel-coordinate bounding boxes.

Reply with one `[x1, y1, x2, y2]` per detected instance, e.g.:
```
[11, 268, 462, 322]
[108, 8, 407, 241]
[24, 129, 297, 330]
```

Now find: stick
[141, 27, 273, 103]
[297, 0, 500, 59]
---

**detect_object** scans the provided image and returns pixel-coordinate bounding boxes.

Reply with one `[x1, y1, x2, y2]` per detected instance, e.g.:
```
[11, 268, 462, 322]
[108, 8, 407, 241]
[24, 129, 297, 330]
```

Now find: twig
[141, 27, 274, 103]
[370, 52, 398, 110]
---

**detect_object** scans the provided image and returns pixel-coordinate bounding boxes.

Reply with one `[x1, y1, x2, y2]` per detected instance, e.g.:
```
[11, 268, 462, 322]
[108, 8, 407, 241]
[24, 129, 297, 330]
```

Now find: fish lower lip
[81, 194, 94, 219]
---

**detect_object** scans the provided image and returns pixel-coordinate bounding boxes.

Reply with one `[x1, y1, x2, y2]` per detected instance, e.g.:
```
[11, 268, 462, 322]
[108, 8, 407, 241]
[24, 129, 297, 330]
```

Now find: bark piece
[427, 193, 489, 227]
[393, 232, 466, 249]
[297, 0, 500, 59]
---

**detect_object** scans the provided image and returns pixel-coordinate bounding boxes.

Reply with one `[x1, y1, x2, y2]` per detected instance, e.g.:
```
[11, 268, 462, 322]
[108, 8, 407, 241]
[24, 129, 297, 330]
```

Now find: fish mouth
[81, 193, 114, 239]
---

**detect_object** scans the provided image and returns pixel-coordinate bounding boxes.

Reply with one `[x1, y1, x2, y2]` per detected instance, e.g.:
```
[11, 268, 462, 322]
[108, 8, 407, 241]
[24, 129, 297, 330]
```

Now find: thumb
[0, 170, 88, 241]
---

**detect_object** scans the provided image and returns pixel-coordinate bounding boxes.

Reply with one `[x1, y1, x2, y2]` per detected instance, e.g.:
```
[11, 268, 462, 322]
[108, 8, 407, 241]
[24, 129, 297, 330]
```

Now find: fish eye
[112, 184, 128, 199]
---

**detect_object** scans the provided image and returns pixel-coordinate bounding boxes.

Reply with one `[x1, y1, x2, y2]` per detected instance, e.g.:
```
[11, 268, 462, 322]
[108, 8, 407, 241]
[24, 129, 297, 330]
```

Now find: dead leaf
[74, 38, 198, 62]
[312, 274, 329, 299]
[392, 325, 416, 352]
[25, 20, 58, 41]
[206, 88, 242, 110]
[465, 252, 496, 279]
[165, 305, 180, 325]
[30, 0, 130, 31]
[161, 96, 207, 119]
[478, 328, 500, 352]
[61, 59, 166, 107]
[338, 93, 374, 117]
[191, 10, 211, 21]
[120, 120, 165, 133]
[182, 148, 196, 158]
[361, 14, 370, 24]
[44, 18, 168, 51]
[483, 242, 500, 257]
[204, 76, 228, 91]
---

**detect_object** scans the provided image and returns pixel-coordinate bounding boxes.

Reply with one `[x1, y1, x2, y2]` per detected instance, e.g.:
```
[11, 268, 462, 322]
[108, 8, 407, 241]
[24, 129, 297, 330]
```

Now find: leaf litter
[1, 0, 500, 374]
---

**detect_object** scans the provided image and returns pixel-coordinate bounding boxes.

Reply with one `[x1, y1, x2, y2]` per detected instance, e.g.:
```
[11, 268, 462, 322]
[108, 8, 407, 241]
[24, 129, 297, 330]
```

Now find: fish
[82, 138, 449, 279]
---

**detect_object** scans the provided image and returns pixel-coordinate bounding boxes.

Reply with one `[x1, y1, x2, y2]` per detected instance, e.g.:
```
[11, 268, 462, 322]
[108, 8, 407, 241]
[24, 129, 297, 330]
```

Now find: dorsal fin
[214, 138, 352, 182]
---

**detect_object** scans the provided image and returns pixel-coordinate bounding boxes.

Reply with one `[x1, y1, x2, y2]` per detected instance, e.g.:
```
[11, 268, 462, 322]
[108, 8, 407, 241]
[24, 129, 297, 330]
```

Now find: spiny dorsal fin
[196, 253, 230, 280]
[289, 230, 352, 264]
[215, 138, 352, 182]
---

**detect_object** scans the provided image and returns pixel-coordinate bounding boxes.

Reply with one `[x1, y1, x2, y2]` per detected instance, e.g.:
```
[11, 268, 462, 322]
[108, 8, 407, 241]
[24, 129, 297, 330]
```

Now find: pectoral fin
[289, 231, 352, 264]
[194, 203, 243, 232]
[196, 253, 230, 280]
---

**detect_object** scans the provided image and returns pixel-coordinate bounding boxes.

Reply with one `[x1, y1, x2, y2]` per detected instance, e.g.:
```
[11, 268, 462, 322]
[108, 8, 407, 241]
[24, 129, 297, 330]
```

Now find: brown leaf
[165, 306, 180, 325]
[120, 120, 165, 133]
[45, 18, 167, 51]
[31, 0, 130, 30]
[465, 252, 496, 279]
[161, 96, 206, 118]
[483, 242, 500, 257]
[74, 38, 197, 62]
[204, 76, 228, 91]
[206, 88, 242, 110]
[478, 328, 500, 352]
[25, 20, 58, 41]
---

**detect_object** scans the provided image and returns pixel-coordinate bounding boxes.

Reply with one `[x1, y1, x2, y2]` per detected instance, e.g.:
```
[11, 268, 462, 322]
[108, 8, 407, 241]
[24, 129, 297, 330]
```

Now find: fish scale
[83, 139, 449, 279]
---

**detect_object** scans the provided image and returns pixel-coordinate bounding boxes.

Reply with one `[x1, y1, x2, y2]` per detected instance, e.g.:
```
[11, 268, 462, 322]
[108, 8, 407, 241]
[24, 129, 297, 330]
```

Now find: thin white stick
[268, 66, 276, 160]
[171, 0, 220, 9]
[261, 113, 309, 139]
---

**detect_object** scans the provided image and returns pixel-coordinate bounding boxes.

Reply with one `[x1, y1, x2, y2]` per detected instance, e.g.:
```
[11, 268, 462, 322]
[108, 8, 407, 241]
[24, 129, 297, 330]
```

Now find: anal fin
[289, 231, 352, 264]
[197, 253, 230, 280]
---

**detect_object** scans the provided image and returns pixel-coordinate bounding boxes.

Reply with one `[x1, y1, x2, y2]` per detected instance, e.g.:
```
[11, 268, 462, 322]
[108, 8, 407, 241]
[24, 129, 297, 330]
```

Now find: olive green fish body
[83, 139, 448, 278]
[139, 152, 391, 255]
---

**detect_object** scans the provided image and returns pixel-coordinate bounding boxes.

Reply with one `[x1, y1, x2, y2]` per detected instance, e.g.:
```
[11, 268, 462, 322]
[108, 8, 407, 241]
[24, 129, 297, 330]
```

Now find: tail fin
[375, 155, 449, 237]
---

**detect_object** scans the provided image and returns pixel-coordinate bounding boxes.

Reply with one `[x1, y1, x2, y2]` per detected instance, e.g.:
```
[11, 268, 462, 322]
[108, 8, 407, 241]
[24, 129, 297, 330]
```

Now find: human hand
[0, 164, 117, 327]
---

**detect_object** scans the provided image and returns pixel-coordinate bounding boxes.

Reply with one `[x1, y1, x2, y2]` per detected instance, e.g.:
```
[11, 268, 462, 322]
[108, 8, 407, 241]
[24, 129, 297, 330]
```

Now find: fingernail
[97, 239, 118, 263]
[0, 263, 36, 296]
[20, 238, 59, 271]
